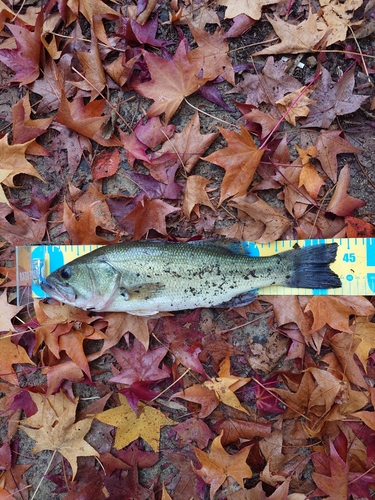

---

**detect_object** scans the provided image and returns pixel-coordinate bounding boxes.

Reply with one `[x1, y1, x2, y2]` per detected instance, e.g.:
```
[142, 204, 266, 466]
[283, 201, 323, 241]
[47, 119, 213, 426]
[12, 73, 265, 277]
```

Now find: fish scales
[41, 240, 341, 315]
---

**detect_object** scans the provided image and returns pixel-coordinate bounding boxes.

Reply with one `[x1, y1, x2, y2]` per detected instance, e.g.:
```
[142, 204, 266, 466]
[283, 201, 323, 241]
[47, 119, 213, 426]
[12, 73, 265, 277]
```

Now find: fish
[41, 240, 341, 315]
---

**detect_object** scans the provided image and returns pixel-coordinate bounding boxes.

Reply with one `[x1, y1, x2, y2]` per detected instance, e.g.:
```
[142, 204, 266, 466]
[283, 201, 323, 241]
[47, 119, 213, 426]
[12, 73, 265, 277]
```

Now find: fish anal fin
[215, 290, 258, 309]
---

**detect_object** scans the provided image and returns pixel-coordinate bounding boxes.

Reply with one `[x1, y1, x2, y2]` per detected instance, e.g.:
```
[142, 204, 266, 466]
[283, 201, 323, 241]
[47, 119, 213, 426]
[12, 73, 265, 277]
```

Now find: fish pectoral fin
[215, 290, 258, 309]
[119, 282, 165, 301]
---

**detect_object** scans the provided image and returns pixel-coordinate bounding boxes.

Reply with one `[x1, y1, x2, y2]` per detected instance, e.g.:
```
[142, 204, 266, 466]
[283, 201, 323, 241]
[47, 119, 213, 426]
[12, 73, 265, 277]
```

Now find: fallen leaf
[192, 431, 252, 500]
[320, 0, 363, 45]
[275, 86, 315, 125]
[315, 130, 362, 183]
[327, 165, 366, 216]
[91, 149, 120, 181]
[124, 196, 180, 239]
[188, 25, 234, 84]
[0, 134, 45, 187]
[312, 439, 349, 500]
[203, 126, 264, 205]
[302, 66, 368, 128]
[218, 0, 280, 20]
[154, 111, 219, 174]
[296, 145, 326, 200]
[20, 391, 99, 479]
[183, 175, 215, 219]
[305, 296, 375, 334]
[135, 40, 208, 123]
[95, 394, 176, 451]
[74, 32, 106, 100]
[253, 11, 329, 55]
[173, 417, 213, 448]
[0, 334, 35, 385]
[0, 203, 47, 245]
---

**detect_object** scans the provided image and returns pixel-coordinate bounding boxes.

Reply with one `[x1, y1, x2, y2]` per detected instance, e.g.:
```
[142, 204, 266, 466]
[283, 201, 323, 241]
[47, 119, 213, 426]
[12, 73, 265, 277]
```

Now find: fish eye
[60, 267, 72, 280]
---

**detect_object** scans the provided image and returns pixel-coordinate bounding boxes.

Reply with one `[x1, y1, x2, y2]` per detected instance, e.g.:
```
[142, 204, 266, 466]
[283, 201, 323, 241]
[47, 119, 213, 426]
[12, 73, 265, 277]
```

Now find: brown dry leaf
[229, 194, 291, 243]
[0, 203, 47, 245]
[0, 293, 24, 333]
[327, 165, 366, 216]
[74, 32, 106, 100]
[264, 296, 310, 338]
[203, 126, 264, 205]
[183, 175, 215, 219]
[67, 0, 119, 45]
[0, 334, 35, 385]
[253, 11, 329, 55]
[20, 391, 99, 479]
[95, 394, 176, 451]
[315, 130, 362, 183]
[296, 145, 325, 200]
[320, 0, 363, 45]
[135, 41, 208, 123]
[330, 332, 368, 388]
[218, 0, 280, 20]
[192, 432, 252, 500]
[170, 0, 220, 28]
[55, 92, 121, 147]
[155, 111, 219, 174]
[275, 86, 315, 126]
[352, 317, 375, 371]
[188, 25, 234, 85]
[273, 165, 315, 218]
[0, 134, 45, 187]
[305, 296, 375, 334]
[125, 197, 180, 240]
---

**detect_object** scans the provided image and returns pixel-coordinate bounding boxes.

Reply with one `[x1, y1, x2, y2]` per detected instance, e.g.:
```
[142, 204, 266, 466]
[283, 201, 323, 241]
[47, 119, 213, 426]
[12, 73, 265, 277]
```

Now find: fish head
[41, 260, 121, 311]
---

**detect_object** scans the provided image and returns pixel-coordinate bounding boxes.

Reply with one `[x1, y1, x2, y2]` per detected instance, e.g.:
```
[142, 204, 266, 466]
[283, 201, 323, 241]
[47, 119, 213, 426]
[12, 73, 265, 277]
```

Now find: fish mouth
[41, 278, 77, 304]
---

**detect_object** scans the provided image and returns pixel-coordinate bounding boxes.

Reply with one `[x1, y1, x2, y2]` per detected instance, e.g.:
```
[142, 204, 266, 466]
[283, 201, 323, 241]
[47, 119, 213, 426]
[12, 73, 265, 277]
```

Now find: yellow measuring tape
[15, 238, 375, 301]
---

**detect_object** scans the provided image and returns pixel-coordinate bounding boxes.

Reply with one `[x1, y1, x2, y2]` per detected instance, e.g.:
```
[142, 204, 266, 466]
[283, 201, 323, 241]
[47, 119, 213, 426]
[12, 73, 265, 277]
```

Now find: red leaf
[92, 149, 120, 180]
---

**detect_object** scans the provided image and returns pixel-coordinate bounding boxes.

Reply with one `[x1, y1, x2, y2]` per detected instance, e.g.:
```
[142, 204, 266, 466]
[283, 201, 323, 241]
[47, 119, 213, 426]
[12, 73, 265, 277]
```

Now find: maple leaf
[0, 134, 44, 187]
[320, 0, 363, 45]
[0, 334, 35, 386]
[174, 355, 250, 417]
[327, 165, 366, 216]
[192, 431, 252, 500]
[296, 145, 326, 200]
[20, 391, 99, 479]
[173, 417, 213, 448]
[74, 32, 106, 100]
[253, 11, 329, 55]
[188, 25, 234, 85]
[302, 66, 368, 128]
[154, 111, 219, 174]
[95, 394, 176, 451]
[0, 203, 47, 245]
[227, 194, 291, 243]
[11, 92, 53, 155]
[91, 149, 120, 181]
[312, 439, 349, 500]
[0, 13, 42, 85]
[0, 292, 23, 333]
[218, 0, 279, 20]
[305, 296, 375, 334]
[66, 0, 119, 45]
[136, 40, 208, 123]
[203, 126, 264, 205]
[55, 92, 121, 147]
[124, 196, 180, 239]
[275, 86, 315, 126]
[183, 175, 215, 219]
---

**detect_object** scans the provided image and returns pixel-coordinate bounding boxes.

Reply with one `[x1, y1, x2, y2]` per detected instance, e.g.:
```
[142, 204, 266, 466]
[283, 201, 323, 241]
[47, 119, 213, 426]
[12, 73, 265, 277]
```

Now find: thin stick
[30, 450, 57, 500]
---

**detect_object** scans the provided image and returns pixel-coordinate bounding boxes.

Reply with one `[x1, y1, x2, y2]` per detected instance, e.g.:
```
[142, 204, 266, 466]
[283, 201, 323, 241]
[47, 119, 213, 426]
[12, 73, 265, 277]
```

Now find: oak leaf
[20, 391, 99, 479]
[218, 0, 280, 20]
[95, 394, 176, 451]
[326, 165, 366, 216]
[253, 11, 329, 55]
[136, 40, 208, 123]
[183, 175, 215, 219]
[124, 196, 180, 240]
[302, 66, 368, 128]
[192, 431, 252, 500]
[203, 126, 264, 205]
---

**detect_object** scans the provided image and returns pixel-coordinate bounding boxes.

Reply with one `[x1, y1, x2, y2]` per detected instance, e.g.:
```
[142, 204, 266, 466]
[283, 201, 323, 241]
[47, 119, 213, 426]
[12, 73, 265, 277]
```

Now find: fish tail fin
[283, 243, 341, 289]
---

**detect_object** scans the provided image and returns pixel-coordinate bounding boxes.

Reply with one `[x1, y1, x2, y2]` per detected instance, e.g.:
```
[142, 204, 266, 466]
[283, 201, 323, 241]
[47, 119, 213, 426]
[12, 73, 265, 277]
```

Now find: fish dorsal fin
[187, 238, 249, 255]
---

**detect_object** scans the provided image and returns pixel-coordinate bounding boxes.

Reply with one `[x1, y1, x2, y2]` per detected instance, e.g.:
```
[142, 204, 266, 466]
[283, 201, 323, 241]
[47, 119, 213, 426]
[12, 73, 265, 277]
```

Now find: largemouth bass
[41, 240, 341, 315]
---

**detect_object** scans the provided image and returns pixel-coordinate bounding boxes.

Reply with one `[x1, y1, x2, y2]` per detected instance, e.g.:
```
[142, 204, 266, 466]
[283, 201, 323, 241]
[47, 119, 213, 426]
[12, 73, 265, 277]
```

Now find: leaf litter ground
[1, 0, 375, 499]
